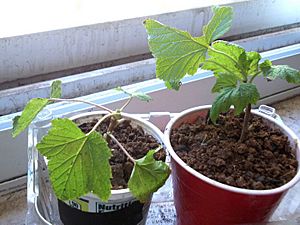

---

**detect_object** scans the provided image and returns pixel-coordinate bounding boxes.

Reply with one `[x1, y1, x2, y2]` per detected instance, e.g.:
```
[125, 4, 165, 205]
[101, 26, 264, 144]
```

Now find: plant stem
[120, 97, 132, 111]
[249, 71, 262, 83]
[49, 98, 113, 113]
[87, 113, 113, 135]
[239, 103, 251, 142]
[154, 145, 163, 153]
[107, 133, 136, 164]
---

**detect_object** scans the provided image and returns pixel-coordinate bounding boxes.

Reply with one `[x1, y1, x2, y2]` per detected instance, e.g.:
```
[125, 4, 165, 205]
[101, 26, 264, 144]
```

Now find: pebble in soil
[170, 110, 298, 190]
[77, 117, 166, 190]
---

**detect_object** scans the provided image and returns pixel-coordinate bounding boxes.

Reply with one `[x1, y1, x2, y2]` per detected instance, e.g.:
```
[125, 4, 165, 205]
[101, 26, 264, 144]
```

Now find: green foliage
[246, 52, 261, 75]
[144, 19, 208, 89]
[115, 86, 152, 102]
[203, 6, 233, 44]
[145, 5, 300, 123]
[263, 65, 300, 83]
[12, 98, 49, 137]
[259, 59, 272, 73]
[212, 73, 238, 93]
[37, 118, 112, 201]
[51, 80, 62, 98]
[210, 83, 260, 123]
[12, 80, 170, 203]
[12, 80, 62, 137]
[202, 41, 246, 80]
[128, 150, 171, 202]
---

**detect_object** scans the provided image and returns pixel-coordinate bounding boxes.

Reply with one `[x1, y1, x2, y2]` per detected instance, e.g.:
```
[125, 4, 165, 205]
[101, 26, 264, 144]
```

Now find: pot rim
[164, 105, 300, 195]
[69, 110, 165, 197]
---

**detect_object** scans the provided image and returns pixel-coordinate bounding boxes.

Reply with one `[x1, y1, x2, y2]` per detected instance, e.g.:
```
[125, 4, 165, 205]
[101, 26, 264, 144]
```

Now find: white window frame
[0, 43, 300, 191]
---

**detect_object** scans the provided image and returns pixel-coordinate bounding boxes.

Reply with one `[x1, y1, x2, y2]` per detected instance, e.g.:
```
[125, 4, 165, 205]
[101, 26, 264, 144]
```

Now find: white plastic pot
[56, 111, 165, 225]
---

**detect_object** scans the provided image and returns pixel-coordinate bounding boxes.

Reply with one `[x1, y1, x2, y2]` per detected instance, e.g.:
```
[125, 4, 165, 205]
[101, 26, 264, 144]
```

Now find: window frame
[0, 43, 300, 187]
[1, 0, 300, 191]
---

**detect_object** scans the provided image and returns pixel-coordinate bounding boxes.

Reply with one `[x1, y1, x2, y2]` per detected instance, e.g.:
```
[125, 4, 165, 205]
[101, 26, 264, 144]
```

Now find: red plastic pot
[164, 105, 300, 225]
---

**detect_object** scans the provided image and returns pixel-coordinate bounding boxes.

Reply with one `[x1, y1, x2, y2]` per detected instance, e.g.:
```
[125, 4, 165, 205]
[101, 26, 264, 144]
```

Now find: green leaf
[51, 80, 62, 98]
[259, 59, 272, 73]
[12, 116, 21, 136]
[210, 83, 260, 123]
[203, 6, 233, 43]
[131, 91, 152, 102]
[128, 150, 171, 202]
[165, 80, 181, 90]
[238, 51, 248, 73]
[144, 19, 208, 86]
[37, 118, 112, 201]
[212, 73, 238, 93]
[262, 65, 300, 83]
[202, 41, 246, 80]
[12, 98, 49, 137]
[115, 87, 152, 102]
[246, 52, 261, 74]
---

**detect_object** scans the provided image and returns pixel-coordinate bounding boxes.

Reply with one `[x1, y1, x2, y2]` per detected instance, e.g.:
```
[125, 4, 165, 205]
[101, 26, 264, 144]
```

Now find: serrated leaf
[212, 73, 238, 93]
[37, 118, 112, 201]
[246, 52, 261, 74]
[262, 65, 300, 83]
[144, 19, 208, 87]
[51, 80, 62, 98]
[128, 150, 171, 202]
[202, 41, 246, 80]
[12, 98, 49, 137]
[210, 83, 260, 123]
[115, 86, 152, 102]
[260, 59, 272, 73]
[203, 6, 233, 43]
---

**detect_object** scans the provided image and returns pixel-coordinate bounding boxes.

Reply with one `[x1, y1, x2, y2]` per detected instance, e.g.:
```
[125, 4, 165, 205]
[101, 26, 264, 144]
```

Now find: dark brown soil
[78, 117, 165, 190]
[170, 110, 298, 190]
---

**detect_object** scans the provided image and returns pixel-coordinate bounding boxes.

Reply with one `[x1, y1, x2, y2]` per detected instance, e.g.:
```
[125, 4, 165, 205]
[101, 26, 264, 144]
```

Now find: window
[1, 0, 299, 87]
[0, 0, 300, 189]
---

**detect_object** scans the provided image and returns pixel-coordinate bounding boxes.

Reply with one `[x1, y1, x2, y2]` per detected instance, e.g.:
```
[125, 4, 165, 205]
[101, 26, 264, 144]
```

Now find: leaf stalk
[49, 98, 113, 113]
[249, 71, 262, 83]
[120, 97, 133, 111]
[87, 113, 113, 135]
[107, 133, 136, 164]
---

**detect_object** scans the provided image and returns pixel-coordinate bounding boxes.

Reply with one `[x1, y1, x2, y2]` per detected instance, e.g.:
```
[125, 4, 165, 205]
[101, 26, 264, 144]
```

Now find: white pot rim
[164, 105, 300, 196]
[69, 110, 165, 198]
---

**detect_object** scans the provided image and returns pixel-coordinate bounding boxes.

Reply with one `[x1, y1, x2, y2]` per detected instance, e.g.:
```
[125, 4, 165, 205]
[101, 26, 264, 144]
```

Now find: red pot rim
[164, 105, 300, 196]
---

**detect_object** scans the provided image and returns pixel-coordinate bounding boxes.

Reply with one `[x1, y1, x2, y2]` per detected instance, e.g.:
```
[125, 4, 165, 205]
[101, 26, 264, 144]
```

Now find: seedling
[144, 6, 300, 142]
[12, 81, 170, 202]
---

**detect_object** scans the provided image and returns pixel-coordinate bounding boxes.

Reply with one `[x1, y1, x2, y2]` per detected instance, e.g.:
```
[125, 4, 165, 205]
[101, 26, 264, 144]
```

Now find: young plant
[144, 6, 300, 142]
[12, 81, 170, 203]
